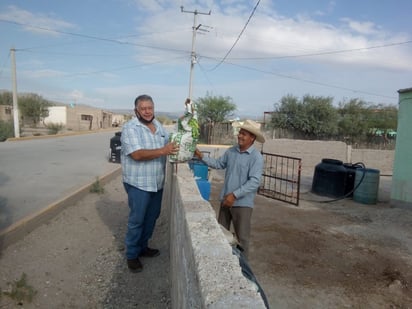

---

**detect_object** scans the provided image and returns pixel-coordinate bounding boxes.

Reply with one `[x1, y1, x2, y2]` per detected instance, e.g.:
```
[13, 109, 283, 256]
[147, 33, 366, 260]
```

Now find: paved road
[0, 130, 121, 231]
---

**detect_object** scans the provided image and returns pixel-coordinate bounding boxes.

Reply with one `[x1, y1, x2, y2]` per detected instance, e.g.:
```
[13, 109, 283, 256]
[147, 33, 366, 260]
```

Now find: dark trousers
[218, 206, 253, 258]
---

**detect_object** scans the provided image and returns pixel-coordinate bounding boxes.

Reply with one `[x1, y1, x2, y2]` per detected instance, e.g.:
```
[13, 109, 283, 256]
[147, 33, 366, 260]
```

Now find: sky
[0, 0, 411, 118]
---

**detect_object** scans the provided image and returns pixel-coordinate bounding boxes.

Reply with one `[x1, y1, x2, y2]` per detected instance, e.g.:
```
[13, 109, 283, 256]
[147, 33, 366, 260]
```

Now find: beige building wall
[65, 105, 113, 131]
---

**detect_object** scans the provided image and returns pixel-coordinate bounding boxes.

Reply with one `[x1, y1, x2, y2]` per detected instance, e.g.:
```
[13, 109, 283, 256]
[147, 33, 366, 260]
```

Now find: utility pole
[10, 48, 20, 138]
[180, 6, 211, 100]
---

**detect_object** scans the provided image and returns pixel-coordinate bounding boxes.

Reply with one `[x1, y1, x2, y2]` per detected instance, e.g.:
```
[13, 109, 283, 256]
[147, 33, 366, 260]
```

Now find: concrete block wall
[351, 149, 394, 176]
[262, 139, 349, 175]
[196, 140, 394, 177]
[164, 163, 266, 309]
[262, 139, 394, 176]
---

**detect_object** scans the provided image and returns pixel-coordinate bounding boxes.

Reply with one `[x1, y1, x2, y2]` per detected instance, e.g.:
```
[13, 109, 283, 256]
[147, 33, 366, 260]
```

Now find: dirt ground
[0, 176, 171, 308]
[236, 176, 412, 309]
[0, 171, 411, 308]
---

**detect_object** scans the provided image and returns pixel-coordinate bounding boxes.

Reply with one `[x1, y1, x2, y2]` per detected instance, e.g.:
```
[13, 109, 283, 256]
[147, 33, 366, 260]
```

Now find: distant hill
[108, 109, 180, 120]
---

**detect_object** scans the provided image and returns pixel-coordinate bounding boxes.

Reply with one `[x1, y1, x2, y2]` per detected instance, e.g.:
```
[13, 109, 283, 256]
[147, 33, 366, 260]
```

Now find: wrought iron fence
[259, 152, 302, 206]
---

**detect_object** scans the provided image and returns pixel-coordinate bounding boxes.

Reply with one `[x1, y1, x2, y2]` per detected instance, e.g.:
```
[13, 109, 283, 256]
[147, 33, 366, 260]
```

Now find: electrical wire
[210, 0, 261, 71]
[217, 40, 412, 61]
[0, 19, 189, 54]
[211, 60, 397, 100]
[15, 50, 136, 58]
[196, 60, 215, 89]
[60, 56, 187, 78]
[0, 50, 11, 81]
[0, 14, 404, 102]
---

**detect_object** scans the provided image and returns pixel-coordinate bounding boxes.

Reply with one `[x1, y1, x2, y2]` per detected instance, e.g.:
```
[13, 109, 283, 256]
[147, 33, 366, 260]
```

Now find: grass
[90, 177, 105, 194]
[1, 273, 37, 305]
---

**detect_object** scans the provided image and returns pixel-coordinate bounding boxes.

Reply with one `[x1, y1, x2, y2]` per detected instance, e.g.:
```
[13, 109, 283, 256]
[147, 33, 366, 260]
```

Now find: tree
[301, 95, 338, 138]
[337, 99, 398, 144]
[270, 94, 302, 130]
[0, 120, 14, 141]
[366, 104, 398, 135]
[270, 94, 338, 139]
[195, 93, 236, 124]
[337, 99, 369, 144]
[0, 91, 13, 105]
[18, 94, 52, 126]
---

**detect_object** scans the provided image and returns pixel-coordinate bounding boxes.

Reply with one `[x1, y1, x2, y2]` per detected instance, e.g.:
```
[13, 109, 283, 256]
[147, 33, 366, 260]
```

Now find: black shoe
[127, 258, 143, 273]
[139, 247, 160, 257]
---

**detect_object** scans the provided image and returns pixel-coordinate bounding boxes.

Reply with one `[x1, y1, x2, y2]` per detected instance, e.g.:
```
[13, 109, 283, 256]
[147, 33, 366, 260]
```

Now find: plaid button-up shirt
[121, 118, 169, 192]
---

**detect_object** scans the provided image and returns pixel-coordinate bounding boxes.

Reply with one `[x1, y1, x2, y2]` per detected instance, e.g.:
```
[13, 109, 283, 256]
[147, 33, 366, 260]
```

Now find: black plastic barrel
[312, 158, 347, 198]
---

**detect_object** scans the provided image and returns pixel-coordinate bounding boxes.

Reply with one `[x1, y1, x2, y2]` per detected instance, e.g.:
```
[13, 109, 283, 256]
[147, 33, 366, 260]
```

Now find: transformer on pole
[180, 6, 211, 100]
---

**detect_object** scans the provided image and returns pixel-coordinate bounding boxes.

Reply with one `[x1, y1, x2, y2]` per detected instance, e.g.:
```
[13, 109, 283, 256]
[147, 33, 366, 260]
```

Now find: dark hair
[134, 94, 153, 108]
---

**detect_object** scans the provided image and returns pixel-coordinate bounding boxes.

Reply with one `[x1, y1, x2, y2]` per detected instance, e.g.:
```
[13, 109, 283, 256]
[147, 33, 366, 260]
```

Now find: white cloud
[341, 18, 381, 35]
[23, 69, 66, 79]
[125, 3, 412, 72]
[0, 5, 75, 36]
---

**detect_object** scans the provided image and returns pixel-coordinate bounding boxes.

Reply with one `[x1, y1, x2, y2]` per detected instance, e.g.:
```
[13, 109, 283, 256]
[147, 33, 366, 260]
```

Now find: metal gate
[259, 152, 302, 206]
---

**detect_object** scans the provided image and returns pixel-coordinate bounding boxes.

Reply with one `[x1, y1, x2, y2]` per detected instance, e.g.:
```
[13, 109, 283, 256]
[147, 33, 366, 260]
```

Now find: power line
[196, 36, 408, 100]
[0, 19, 188, 54]
[15, 50, 137, 58]
[0, 50, 11, 81]
[60, 56, 187, 78]
[211, 0, 261, 71]
[196, 61, 215, 89]
[205, 59, 397, 100]
[220, 40, 412, 61]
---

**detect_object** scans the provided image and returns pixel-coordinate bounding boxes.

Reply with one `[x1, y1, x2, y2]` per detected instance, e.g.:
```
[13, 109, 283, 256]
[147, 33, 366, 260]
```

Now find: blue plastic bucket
[193, 163, 208, 180]
[196, 179, 211, 200]
[353, 168, 380, 204]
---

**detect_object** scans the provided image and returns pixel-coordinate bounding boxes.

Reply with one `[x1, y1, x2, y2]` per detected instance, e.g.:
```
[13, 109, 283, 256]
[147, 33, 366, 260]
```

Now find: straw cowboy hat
[238, 119, 265, 143]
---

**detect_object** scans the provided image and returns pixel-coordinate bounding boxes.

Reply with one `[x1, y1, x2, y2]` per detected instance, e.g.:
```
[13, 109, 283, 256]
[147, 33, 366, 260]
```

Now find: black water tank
[312, 158, 347, 198]
[343, 163, 362, 196]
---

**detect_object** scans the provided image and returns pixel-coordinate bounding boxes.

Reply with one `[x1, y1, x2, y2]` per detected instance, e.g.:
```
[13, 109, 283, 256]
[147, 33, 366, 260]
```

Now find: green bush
[0, 120, 15, 141]
[90, 177, 105, 194]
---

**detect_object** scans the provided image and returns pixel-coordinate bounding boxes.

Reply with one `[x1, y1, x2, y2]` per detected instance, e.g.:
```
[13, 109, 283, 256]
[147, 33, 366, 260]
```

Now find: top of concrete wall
[398, 87, 412, 94]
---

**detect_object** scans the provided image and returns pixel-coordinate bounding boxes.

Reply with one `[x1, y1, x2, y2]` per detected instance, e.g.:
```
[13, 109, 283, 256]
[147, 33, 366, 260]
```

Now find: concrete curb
[6, 128, 120, 142]
[0, 166, 122, 251]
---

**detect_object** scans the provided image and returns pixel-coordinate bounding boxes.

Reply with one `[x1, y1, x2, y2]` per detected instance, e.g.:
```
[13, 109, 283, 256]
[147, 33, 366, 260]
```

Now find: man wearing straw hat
[194, 119, 265, 258]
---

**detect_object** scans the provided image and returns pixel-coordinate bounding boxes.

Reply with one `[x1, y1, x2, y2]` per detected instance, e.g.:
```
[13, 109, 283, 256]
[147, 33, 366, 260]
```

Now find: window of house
[81, 114, 93, 121]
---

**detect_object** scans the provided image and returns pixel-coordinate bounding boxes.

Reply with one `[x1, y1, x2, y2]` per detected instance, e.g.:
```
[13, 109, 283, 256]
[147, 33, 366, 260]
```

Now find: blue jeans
[123, 183, 163, 260]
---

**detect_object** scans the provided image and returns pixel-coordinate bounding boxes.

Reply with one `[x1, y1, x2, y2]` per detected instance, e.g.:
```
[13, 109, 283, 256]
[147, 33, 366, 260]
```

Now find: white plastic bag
[169, 98, 199, 163]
